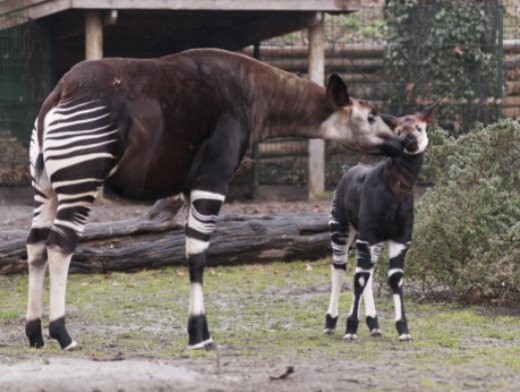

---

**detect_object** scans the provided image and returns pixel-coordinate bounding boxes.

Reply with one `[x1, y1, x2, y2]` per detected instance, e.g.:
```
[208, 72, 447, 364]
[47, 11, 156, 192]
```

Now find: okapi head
[321, 74, 403, 156]
[393, 101, 440, 155]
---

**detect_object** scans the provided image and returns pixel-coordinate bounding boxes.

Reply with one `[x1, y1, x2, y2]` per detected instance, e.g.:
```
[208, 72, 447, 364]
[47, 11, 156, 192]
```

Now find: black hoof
[26, 319, 44, 349]
[324, 314, 338, 334]
[187, 314, 211, 349]
[49, 317, 74, 349]
[323, 328, 335, 336]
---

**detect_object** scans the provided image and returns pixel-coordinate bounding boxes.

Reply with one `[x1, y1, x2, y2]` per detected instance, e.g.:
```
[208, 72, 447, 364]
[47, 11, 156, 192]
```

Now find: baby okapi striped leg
[345, 240, 382, 341]
[363, 243, 383, 337]
[388, 241, 412, 341]
[324, 218, 356, 335]
[185, 190, 225, 350]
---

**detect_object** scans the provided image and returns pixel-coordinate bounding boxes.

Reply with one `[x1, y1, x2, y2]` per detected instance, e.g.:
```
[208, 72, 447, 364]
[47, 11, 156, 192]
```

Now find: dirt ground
[1, 194, 519, 392]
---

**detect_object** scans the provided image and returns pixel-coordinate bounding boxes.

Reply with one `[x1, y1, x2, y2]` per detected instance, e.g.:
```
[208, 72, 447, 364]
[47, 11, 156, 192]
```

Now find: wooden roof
[0, 1, 360, 29]
[0, 0, 360, 78]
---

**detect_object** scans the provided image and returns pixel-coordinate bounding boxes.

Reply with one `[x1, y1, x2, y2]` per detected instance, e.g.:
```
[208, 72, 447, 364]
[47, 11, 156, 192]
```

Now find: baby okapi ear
[326, 73, 351, 109]
[419, 100, 441, 124]
[380, 113, 399, 130]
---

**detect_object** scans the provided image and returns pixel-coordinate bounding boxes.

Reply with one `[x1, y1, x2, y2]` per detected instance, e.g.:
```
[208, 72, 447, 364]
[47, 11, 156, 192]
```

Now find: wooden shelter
[0, 0, 361, 198]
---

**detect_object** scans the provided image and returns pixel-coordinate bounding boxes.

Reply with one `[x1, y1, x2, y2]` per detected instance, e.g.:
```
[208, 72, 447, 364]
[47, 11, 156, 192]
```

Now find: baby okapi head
[393, 101, 440, 155]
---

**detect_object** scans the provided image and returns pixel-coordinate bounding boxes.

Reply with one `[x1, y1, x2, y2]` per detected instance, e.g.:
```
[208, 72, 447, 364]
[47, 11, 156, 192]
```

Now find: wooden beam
[71, 0, 359, 12]
[307, 12, 325, 200]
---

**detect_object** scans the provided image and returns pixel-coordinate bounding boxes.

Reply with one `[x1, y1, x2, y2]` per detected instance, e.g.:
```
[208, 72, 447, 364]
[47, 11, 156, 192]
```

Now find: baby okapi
[324, 102, 439, 341]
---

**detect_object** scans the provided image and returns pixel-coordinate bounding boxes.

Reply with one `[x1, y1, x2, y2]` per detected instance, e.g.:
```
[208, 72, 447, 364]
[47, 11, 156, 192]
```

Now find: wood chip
[269, 366, 294, 380]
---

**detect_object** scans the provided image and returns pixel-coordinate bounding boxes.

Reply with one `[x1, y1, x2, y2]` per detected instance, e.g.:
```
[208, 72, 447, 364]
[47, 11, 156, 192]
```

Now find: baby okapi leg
[388, 241, 411, 341]
[324, 218, 355, 335]
[345, 240, 380, 340]
[363, 243, 383, 337]
[186, 190, 224, 350]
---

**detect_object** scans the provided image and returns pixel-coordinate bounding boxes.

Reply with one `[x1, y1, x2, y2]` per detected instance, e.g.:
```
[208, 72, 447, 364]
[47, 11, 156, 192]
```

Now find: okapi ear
[380, 113, 399, 130]
[419, 100, 441, 124]
[326, 73, 351, 109]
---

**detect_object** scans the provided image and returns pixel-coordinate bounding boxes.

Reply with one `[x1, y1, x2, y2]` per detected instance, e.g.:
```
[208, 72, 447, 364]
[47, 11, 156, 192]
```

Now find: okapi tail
[31, 88, 62, 182]
[34, 152, 44, 182]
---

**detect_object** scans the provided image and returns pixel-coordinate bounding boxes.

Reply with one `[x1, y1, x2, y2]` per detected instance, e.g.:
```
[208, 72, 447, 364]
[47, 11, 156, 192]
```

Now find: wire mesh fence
[0, 22, 52, 185]
[233, 2, 518, 195]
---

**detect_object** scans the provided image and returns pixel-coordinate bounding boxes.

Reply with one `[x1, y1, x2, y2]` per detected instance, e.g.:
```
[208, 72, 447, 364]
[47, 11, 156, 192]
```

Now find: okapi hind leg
[45, 190, 102, 350]
[26, 129, 57, 348]
[26, 190, 57, 348]
[185, 190, 225, 350]
[388, 241, 412, 341]
[324, 215, 356, 335]
[363, 243, 383, 337]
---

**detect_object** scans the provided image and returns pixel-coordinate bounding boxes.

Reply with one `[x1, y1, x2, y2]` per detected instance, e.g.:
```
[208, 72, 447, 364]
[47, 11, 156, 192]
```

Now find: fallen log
[0, 197, 330, 275]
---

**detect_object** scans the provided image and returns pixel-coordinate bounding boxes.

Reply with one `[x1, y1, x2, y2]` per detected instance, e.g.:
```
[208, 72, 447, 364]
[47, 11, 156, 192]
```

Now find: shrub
[407, 119, 520, 305]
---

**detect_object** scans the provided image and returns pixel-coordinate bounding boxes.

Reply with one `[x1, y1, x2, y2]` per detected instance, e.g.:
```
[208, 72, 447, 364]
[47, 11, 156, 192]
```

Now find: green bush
[407, 119, 520, 305]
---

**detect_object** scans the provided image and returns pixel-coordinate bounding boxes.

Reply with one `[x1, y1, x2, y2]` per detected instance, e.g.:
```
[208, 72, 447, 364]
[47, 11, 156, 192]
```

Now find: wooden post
[85, 10, 103, 60]
[85, 10, 105, 199]
[307, 12, 325, 200]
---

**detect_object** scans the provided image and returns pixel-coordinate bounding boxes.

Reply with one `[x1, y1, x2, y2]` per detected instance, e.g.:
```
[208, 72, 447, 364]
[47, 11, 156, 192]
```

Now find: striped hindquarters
[41, 100, 120, 238]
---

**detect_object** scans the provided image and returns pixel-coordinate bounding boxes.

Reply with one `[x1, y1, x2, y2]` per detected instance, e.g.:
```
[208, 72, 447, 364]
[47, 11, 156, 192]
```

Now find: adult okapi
[25, 48, 404, 351]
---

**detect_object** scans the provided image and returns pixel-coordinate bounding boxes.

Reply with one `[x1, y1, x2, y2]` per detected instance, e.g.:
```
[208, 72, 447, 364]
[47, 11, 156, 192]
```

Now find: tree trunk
[0, 197, 330, 275]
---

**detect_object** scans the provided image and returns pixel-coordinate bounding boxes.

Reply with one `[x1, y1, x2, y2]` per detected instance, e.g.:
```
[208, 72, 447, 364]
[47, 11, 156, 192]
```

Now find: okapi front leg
[388, 241, 411, 341]
[363, 243, 383, 337]
[186, 190, 224, 350]
[345, 240, 381, 340]
[324, 216, 355, 335]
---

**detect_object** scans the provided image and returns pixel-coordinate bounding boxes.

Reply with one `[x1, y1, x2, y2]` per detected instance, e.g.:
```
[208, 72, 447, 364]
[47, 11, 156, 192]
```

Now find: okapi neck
[382, 153, 424, 200]
[248, 69, 331, 142]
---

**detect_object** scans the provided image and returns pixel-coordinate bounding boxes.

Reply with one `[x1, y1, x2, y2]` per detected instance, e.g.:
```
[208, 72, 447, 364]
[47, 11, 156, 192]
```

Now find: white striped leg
[45, 187, 102, 350]
[388, 241, 411, 341]
[324, 223, 356, 335]
[185, 190, 225, 350]
[363, 243, 383, 336]
[345, 240, 381, 341]
[47, 247, 76, 350]
[40, 100, 119, 349]
[26, 134, 56, 348]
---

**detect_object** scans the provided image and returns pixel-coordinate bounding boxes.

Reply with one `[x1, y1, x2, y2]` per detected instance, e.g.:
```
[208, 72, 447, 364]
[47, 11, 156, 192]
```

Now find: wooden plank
[244, 43, 385, 58]
[505, 81, 520, 96]
[503, 106, 520, 118]
[70, 0, 360, 12]
[0, 0, 49, 15]
[0, 0, 69, 29]
[503, 95, 520, 107]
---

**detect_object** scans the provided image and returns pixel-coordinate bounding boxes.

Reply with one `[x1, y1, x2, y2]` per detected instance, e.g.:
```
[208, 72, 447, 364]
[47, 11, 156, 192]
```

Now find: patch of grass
[0, 260, 518, 389]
